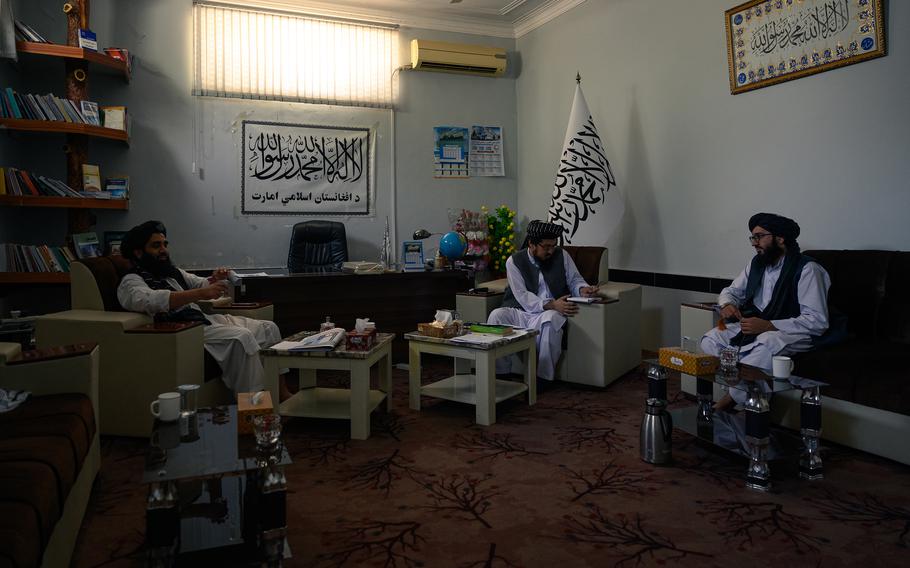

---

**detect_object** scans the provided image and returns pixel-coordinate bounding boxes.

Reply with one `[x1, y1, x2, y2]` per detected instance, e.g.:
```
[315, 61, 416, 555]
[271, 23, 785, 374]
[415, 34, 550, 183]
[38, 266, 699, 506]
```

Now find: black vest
[501, 248, 569, 309]
[731, 252, 809, 346]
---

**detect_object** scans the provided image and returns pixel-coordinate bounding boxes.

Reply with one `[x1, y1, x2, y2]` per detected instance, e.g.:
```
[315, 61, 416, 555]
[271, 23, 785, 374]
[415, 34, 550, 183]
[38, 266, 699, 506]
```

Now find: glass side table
[644, 359, 827, 491]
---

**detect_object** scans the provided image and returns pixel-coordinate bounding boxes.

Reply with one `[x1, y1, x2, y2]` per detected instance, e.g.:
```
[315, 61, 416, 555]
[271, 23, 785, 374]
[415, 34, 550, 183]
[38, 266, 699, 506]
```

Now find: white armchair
[457, 246, 641, 387]
[35, 257, 273, 437]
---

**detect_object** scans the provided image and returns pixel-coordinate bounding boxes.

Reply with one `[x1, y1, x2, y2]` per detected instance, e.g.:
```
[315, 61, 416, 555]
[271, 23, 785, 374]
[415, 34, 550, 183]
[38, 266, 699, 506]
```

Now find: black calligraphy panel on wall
[241, 121, 373, 215]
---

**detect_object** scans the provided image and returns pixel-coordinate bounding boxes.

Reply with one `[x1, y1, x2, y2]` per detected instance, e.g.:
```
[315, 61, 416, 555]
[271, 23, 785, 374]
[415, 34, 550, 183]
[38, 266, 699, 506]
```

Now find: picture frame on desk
[103, 231, 127, 257]
[402, 240, 425, 272]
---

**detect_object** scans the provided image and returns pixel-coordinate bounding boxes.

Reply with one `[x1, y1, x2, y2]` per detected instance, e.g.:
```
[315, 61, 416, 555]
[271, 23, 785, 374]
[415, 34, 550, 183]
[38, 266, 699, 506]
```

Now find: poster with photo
[433, 126, 469, 178]
[469, 125, 504, 177]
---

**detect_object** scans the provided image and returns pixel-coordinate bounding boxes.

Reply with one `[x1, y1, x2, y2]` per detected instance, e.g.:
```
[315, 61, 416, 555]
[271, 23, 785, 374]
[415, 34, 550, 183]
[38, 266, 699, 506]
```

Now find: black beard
[756, 240, 784, 266]
[137, 252, 180, 279]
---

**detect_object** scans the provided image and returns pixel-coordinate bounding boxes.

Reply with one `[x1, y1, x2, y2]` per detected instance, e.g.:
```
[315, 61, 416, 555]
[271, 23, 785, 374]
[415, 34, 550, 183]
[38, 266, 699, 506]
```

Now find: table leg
[409, 343, 422, 411]
[800, 386, 824, 480]
[696, 376, 713, 424]
[146, 481, 179, 567]
[475, 351, 496, 425]
[379, 350, 393, 412]
[263, 356, 281, 412]
[246, 450, 287, 566]
[524, 341, 537, 405]
[350, 362, 370, 440]
[744, 383, 772, 491]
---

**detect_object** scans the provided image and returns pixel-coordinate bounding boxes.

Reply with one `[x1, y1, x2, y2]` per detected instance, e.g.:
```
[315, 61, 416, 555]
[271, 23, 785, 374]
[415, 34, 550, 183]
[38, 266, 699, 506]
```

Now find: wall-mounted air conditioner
[410, 39, 507, 77]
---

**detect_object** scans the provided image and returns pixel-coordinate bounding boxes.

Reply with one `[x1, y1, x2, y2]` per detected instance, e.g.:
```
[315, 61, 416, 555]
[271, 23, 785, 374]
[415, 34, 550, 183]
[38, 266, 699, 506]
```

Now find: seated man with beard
[701, 212, 832, 410]
[117, 220, 288, 397]
[487, 220, 600, 383]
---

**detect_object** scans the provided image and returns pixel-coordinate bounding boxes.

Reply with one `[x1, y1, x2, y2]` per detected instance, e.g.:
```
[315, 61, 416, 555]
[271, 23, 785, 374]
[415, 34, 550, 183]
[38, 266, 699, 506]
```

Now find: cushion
[75, 256, 133, 312]
[878, 251, 910, 344]
[563, 246, 605, 285]
[0, 394, 96, 568]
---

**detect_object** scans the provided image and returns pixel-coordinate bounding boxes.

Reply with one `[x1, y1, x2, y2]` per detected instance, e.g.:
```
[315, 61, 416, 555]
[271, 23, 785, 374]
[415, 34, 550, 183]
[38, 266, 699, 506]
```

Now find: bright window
[193, 3, 399, 108]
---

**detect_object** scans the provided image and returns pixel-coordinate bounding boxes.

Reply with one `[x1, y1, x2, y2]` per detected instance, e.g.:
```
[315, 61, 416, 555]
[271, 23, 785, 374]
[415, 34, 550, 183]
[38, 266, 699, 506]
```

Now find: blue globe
[439, 231, 467, 260]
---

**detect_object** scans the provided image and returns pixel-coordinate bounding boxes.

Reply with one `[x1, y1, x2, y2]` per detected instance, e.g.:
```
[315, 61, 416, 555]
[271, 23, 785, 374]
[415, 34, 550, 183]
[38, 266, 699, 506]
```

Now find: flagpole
[576, 72, 581, 84]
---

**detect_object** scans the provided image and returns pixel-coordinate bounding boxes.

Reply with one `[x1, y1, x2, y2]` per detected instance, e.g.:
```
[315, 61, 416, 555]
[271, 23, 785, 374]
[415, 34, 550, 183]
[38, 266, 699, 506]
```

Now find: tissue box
[346, 328, 376, 351]
[658, 347, 719, 376]
[417, 322, 461, 338]
[237, 391, 274, 435]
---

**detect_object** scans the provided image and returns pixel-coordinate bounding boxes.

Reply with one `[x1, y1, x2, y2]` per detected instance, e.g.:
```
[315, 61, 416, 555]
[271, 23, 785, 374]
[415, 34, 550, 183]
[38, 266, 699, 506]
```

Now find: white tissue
[355, 318, 376, 333]
[434, 310, 453, 326]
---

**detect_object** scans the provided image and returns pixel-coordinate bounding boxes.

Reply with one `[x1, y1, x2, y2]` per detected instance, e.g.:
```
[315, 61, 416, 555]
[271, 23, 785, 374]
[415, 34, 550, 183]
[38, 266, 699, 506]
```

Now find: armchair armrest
[598, 281, 640, 301]
[212, 301, 274, 321]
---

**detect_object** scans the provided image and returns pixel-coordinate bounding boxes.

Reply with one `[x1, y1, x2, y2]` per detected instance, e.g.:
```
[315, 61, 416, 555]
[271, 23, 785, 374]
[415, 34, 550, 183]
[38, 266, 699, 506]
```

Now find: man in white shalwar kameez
[701, 213, 833, 409]
[488, 220, 599, 382]
[117, 221, 282, 395]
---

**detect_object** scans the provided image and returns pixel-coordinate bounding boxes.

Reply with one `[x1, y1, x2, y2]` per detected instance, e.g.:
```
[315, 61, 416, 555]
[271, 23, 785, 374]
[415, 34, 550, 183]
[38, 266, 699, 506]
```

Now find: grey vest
[501, 248, 569, 309]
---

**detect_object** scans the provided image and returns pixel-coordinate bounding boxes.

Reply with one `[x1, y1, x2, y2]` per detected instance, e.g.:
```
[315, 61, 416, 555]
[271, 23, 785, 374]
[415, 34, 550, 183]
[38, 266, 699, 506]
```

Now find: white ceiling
[220, 0, 587, 38]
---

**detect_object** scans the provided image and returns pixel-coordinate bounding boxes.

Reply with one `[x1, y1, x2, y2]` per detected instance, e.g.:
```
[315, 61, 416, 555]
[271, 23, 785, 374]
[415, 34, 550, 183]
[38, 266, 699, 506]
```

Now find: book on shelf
[14, 21, 50, 44]
[1, 88, 92, 124]
[0, 167, 82, 198]
[1, 244, 72, 273]
[105, 176, 129, 198]
[82, 164, 101, 192]
[80, 101, 101, 126]
[77, 28, 98, 52]
[72, 232, 102, 259]
[104, 231, 128, 257]
[101, 105, 127, 132]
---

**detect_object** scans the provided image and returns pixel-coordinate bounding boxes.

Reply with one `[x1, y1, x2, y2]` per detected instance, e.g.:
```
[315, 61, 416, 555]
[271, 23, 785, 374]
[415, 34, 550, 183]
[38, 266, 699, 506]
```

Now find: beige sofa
[0, 342, 100, 568]
[457, 246, 641, 387]
[35, 258, 274, 437]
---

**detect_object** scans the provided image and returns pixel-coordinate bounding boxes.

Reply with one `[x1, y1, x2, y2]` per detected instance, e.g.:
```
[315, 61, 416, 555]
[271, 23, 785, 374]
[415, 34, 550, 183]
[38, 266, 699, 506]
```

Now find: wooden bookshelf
[0, 118, 129, 144]
[0, 195, 129, 210]
[0, 272, 70, 284]
[16, 41, 130, 81]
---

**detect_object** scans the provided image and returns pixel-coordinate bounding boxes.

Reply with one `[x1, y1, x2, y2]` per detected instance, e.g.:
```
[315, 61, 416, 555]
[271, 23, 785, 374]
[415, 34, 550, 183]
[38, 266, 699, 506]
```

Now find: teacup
[150, 392, 181, 422]
[772, 356, 794, 379]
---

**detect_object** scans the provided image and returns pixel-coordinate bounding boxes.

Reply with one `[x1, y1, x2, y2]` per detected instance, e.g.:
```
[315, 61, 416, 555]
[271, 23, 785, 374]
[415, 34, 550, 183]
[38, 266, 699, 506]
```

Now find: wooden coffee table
[261, 331, 394, 440]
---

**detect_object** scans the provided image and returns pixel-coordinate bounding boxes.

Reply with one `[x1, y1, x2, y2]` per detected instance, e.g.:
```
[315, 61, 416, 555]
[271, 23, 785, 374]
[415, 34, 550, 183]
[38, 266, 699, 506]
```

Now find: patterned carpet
[73, 360, 910, 567]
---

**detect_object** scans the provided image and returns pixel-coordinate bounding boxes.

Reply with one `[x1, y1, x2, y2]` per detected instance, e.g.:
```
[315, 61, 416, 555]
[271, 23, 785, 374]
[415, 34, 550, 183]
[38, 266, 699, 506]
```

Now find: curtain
[193, 2, 398, 109]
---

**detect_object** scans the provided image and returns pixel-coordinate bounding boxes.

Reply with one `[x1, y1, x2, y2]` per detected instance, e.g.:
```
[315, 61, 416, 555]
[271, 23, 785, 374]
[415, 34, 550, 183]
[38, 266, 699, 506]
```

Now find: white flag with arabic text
[547, 83, 622, 245]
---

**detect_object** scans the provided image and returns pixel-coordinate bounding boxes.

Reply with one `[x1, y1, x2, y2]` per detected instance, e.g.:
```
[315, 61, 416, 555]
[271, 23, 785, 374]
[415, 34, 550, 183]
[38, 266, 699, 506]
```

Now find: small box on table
[346, 329, 377, 351]
[658, 347, 719, 376]
[237, 391, 274, 435]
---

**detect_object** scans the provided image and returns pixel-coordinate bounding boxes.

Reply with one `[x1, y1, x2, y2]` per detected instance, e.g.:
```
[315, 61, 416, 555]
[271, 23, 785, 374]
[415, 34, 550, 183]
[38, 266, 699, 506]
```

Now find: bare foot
[713, 393, 735, 412]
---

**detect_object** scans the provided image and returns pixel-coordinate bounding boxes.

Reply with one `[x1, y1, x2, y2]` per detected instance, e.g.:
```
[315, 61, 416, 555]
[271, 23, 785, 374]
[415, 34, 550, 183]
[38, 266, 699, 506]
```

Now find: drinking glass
[253, 413, 282, 448]
[177, 384, 200, 417]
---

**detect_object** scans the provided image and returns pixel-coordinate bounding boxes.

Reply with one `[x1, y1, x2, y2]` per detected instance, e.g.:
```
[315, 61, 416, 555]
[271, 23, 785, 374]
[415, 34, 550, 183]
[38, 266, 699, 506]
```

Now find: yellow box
[237, 391, 274, 435]
[658, 347, 719, 376]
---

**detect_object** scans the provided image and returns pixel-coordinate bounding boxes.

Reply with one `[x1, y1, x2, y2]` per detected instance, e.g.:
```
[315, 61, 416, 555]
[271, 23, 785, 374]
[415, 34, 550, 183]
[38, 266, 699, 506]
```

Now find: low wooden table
[261, 332, 394, 440]
[405, 330, 538, 425]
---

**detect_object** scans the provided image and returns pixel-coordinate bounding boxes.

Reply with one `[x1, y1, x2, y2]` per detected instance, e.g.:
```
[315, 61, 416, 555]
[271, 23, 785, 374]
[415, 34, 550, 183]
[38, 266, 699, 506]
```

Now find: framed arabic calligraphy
[241, 121, 373, 215]
[725, 0, 885, 95]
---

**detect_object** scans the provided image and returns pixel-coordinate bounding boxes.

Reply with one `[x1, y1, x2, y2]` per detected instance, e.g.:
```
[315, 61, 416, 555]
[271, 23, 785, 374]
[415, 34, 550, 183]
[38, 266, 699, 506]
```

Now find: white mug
[150, 392, 181, 422]
[772, 356, 794, 379]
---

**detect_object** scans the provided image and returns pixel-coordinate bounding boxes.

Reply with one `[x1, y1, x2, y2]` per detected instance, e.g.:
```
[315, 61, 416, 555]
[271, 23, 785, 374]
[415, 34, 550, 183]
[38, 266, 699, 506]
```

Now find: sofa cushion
[878, 251, 910, 344]
[75, 256, 133, 312]
[563, 246, 604, 285]
[793, 345, 861, 402]
[0, 394, 96, 568]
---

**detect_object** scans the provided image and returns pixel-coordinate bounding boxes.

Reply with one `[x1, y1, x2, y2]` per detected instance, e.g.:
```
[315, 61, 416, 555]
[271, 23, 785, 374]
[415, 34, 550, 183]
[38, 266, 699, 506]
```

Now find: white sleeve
[563, 253, 591, 297]
[718, 264, 750, 307]
[117, 274, 171, 316]
[180, 269, 209, 290]
[505, 256, 546, 313]
[770, 262, 831, 336]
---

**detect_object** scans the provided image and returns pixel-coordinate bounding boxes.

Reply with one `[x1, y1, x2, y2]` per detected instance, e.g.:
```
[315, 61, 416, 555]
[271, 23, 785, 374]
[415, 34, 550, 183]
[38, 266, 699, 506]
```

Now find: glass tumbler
[177, 384, 200, 417]
[719, 346, 739, 373]
[253, 413, 282, 448]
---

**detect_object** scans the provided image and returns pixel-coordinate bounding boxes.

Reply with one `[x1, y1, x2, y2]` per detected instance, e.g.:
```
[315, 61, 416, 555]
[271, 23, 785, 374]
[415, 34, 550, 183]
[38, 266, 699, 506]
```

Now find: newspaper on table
[270, 328, 346, 351]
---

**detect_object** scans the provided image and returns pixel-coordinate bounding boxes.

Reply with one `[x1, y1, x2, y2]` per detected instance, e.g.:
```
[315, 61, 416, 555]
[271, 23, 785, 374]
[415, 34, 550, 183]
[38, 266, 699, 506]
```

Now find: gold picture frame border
[725, 0, 886, 95]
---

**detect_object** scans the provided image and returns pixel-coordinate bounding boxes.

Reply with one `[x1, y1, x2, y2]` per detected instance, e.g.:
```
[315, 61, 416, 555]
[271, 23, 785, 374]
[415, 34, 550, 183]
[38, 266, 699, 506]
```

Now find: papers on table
[568, 296, 597, 304]
[449, 329, 527, 346]
[270, 328, 346, 351]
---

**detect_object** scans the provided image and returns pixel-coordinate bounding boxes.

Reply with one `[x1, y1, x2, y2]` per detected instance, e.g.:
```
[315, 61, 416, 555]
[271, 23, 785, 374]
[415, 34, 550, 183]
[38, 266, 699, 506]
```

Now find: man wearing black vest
[117, 221, 286, 397]
[487, 220, 599, 382]
[701, 212, 831, 408]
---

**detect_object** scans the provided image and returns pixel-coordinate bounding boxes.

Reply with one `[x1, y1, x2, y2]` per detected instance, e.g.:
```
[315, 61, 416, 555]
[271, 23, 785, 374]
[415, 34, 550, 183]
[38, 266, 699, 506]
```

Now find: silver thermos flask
[640, 398, 673, 464]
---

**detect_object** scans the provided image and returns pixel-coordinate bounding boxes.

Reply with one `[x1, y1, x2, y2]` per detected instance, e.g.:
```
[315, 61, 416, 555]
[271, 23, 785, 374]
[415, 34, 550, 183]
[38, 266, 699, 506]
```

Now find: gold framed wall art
[725, 0, 886, 95]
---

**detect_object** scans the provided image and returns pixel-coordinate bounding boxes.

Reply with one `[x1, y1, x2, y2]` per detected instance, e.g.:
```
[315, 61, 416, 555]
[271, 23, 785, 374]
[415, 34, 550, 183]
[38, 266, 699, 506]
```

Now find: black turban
[526, 220, 565, 241]
[748, 212, 800, 243]
[121, 220, 167, 260]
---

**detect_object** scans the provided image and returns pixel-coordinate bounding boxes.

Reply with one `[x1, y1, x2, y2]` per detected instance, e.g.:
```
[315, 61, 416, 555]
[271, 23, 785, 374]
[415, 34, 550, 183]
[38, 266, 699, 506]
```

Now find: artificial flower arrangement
[485, 204, 516, 275]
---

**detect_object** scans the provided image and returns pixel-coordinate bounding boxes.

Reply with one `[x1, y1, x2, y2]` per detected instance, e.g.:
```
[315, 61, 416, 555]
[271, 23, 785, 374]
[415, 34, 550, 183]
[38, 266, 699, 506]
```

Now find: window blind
[193, 3, 398, 109]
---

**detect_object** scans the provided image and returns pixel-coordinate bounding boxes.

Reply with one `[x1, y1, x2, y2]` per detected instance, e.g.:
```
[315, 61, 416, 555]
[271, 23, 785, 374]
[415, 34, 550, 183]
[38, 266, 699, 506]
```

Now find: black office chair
[287, 220, 349, 273]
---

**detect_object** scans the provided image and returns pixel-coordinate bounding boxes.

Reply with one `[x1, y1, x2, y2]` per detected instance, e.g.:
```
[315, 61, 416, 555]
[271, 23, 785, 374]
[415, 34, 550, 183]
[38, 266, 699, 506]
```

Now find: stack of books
[0, 87, 101, 126]
[1, 244, 76, 273]
[101, 106, 129, 133]
[14, 21, 49, 44]
[0, 167, 83, 198]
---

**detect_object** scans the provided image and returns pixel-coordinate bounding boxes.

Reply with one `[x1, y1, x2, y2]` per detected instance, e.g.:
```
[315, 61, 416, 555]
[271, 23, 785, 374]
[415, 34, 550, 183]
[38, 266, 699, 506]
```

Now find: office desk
[237, 270, 471, 361]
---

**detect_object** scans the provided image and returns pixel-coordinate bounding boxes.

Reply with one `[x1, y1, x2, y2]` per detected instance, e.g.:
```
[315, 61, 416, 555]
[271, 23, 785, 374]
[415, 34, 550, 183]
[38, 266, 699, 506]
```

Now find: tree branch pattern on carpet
[561, 459, 661, 501]
[696, 499, 830, 553]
